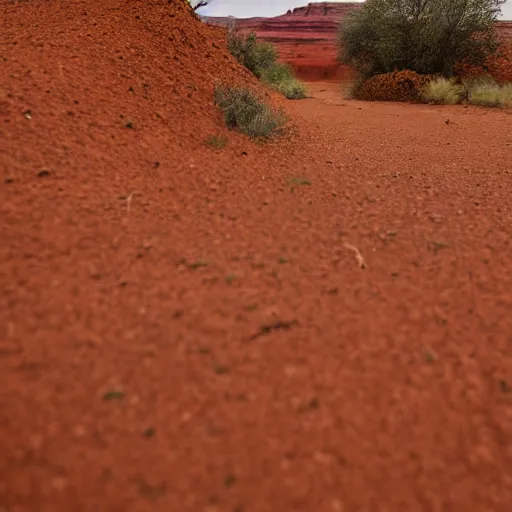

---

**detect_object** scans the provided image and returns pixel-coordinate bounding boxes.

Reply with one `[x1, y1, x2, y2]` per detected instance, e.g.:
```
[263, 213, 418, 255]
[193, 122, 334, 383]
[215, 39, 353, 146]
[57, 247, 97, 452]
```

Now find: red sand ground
[2, 1, 512, 511]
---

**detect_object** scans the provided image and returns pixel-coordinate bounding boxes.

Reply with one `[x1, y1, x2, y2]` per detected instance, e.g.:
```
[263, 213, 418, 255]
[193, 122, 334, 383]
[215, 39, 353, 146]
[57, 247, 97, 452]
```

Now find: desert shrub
[468, 81, 512, 108]
[273, 78, 308, 100]
[339, 0, 503, 78]
[502, 84, 512, 107]
[460, 73, 495, 100]
[260, 62, 294, 84]
[260, 63, 308, 99]
[214, 85, 286, 138]
[355, 70, 433, 102]
[227, 28, 277, 78]
[252, 43, 279, 75]
[227, 23, 307, 99]
[422, 77, 465, 104]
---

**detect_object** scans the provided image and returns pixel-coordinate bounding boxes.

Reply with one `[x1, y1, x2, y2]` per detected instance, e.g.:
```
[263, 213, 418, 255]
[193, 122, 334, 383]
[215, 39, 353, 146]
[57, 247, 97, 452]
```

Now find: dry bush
[214, 85, 286, 138]
[422, 77, 464, 105]
[275, 79, 307, 100]
[502, 84, 512, 107]
[355, 70, 433, 102]
[468, 81, 512, 108]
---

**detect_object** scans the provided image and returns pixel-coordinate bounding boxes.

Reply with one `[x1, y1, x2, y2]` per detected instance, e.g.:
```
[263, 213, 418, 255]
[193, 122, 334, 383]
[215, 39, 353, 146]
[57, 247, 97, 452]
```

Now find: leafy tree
[339, 0, 505, 77]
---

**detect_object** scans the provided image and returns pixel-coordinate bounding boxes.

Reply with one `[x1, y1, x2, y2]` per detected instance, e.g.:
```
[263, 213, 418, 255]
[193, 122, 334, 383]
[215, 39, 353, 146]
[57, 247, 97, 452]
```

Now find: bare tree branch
[192, 1, 209, 11]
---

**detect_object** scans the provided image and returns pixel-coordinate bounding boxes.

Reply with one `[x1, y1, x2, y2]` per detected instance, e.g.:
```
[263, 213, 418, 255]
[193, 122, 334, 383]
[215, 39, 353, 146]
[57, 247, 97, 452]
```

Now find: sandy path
[2, 24, 512, 510]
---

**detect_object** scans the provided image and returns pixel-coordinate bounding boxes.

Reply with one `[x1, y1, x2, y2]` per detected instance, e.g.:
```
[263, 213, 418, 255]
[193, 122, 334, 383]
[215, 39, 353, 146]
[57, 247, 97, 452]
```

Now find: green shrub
[252, 43, 279, 75]
[273, 78, 308, 100]
[339, 0, 503, 78]
[260, 62, 294, 83]
[422, 77, 464, 105]
[227, 24, 307, 100]
[261, 63, 308, 99]
[227, 29, 276, 78]
[468, 82, 512, 108]
[214, 85, 286, 138]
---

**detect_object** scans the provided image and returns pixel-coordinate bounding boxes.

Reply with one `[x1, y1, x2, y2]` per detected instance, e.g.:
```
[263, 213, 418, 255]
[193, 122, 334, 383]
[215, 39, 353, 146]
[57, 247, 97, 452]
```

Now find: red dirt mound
[1, 0, 271, 179]
[356, 70, 433, 103]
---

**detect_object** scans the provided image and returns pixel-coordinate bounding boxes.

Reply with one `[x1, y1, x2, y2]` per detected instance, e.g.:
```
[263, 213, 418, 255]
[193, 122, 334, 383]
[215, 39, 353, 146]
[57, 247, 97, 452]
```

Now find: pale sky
[198, 0, 512, 20]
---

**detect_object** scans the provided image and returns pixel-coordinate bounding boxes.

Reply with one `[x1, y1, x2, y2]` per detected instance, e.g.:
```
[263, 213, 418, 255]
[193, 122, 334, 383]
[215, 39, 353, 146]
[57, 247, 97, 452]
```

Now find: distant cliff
[203, 2, 512, 81]
[203, 2, 361, 80]
[283, 2, 360, 16]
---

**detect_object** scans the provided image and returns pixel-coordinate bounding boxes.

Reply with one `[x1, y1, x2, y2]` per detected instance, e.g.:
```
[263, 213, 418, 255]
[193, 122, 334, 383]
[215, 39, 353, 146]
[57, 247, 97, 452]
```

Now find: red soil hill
[2, 0, 270, 181]
[2, 2, 281, 507]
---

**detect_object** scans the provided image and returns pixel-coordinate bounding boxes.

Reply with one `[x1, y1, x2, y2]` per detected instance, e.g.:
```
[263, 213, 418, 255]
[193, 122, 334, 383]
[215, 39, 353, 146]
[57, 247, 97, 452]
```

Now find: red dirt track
[2, 1, 512, 511]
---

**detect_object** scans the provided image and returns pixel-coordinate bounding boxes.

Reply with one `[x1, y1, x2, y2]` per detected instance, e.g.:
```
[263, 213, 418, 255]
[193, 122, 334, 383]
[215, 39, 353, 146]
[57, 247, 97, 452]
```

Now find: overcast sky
[198, 0, 512, 20]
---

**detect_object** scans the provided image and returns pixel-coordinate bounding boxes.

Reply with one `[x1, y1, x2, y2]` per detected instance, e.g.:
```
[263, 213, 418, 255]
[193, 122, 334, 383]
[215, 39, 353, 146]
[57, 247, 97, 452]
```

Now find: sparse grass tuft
[503, 84, 512, 108]
[274, 77, 308, 100]
[214, 85, 286, 139]
[261, 63, 308, 99]
[205, 134, 228, 149]
[290, 177, 311, 186]
[468, 81, 512, 108]
[422, 77, 464, 105]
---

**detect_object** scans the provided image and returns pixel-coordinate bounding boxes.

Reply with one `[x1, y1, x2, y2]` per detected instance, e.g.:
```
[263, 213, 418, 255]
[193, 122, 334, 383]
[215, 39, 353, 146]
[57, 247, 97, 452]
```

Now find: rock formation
[203, 2, 361, 80]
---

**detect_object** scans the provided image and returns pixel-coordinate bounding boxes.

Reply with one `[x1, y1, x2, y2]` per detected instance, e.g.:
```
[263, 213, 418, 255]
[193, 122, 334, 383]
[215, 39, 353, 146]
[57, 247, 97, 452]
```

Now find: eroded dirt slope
[2, 1, 512, 511]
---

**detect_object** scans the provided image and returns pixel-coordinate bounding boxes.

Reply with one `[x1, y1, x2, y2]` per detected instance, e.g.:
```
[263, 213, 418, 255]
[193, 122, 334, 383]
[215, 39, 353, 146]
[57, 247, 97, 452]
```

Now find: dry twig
[343, 242, 366, 269]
